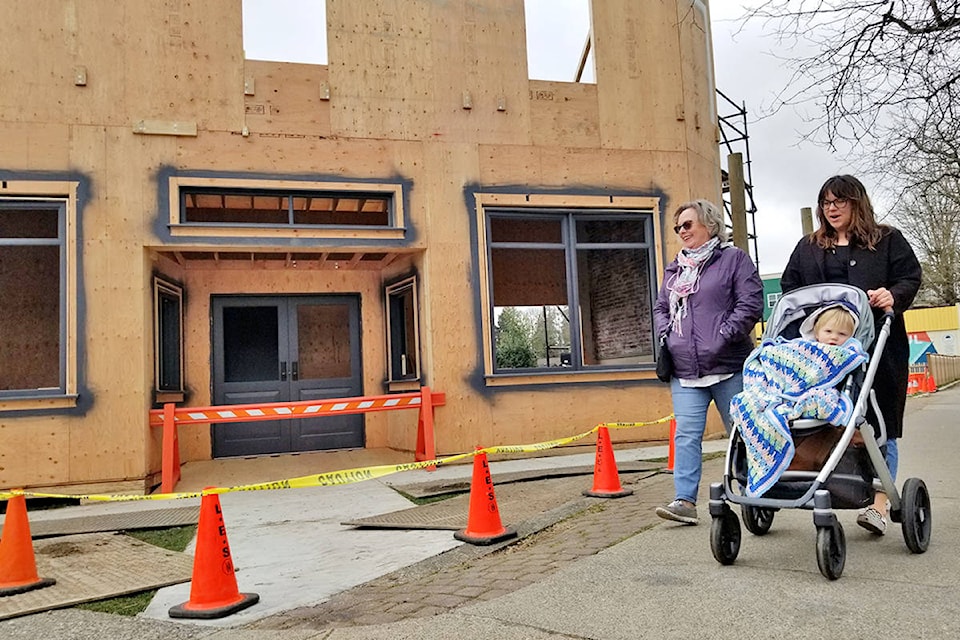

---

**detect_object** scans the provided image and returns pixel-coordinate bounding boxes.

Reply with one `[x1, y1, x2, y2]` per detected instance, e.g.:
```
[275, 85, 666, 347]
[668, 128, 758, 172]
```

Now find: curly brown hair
[811, 175, 888, 250]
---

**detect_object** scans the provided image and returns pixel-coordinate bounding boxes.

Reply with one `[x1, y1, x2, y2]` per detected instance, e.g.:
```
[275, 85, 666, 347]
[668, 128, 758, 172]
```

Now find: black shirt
[824, 245, 850, 283]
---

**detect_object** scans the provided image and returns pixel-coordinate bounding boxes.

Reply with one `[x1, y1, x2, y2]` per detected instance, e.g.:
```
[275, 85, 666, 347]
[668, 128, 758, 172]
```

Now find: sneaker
[856, 507, 887, 536]
[656, 499, 699, 525]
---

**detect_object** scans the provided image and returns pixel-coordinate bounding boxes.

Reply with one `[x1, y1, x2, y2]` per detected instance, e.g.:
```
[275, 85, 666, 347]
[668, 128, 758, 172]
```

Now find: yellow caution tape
[3, 415, 673, 503]
[604, 415, 674, 429]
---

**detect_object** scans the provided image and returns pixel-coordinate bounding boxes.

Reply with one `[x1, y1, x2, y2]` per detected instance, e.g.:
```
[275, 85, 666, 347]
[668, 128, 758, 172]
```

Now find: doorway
[211, 295, 363, 457]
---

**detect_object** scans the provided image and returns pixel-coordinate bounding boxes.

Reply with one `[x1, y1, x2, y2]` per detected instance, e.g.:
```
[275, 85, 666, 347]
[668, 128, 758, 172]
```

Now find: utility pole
[727, 152, 748, 251]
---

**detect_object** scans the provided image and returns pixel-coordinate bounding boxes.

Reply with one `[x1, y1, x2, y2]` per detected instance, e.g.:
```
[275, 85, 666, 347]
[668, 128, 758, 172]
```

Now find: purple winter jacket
[653, 245, 763, 379]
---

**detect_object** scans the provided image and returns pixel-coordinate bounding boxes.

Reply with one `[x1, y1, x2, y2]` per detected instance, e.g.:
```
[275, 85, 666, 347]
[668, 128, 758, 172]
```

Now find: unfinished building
[0, 0, 721, 493]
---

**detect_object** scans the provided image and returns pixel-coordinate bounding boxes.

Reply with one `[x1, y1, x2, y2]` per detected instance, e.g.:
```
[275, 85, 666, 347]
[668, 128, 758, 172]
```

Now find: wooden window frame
[475, 193, 664, 387]
[384, 274, 422, 392]
[168, 176, 405, 240]
[153, 275, 185, 403]
[0, 182, 80, 412]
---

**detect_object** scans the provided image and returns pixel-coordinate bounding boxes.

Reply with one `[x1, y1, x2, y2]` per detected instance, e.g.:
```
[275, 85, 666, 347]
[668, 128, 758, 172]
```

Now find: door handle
[280, 362, 287, 381]
[291, 361, 299, 381]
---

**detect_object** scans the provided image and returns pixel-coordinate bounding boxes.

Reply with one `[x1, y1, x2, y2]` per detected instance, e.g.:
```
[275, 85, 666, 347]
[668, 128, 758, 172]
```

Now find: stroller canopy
[763, 284, 875, 347]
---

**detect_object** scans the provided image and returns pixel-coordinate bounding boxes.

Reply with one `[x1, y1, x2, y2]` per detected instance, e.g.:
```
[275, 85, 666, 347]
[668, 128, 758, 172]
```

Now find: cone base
[454, 527, 517, 546]
[0, 577, 56, 597]
[583, 487, 634, 499]
[168, 592, 260, 619]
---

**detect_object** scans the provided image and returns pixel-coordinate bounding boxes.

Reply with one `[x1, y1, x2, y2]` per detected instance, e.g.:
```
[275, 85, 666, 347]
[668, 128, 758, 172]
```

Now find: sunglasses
[673, 220, 695, 234]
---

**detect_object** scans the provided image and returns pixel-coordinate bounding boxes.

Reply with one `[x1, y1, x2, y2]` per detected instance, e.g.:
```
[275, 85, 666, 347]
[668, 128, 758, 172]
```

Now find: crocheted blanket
[731, 337, 867, 497]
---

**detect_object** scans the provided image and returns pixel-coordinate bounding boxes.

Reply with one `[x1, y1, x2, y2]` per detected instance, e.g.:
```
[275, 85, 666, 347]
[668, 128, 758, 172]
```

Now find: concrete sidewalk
[1, 385, 954, 638]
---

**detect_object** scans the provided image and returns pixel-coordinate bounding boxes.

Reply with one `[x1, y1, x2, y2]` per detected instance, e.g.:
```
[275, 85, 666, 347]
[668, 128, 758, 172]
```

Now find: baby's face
[816, 321, 851, 346]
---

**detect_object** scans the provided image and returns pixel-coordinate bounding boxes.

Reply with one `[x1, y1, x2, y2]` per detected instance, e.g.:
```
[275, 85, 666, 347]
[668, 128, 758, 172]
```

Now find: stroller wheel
[710, 509, 741, 565]
[815, 521, 846, 580]
[901, 477, 932, 554]
[741, 505, 776, 536]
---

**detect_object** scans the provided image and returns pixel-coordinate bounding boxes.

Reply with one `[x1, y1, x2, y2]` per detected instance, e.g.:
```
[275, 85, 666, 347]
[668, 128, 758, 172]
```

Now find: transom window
[181, 187, 391, 227]
[482, 204, 657, 376]
[167, 177, 405, 240]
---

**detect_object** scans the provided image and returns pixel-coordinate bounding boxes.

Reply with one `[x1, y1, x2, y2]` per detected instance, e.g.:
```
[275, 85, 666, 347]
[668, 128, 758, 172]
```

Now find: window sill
[0, 394, 79, 413]
[168, 224, 406, 241]
[154, 391, 186, 405]
[485, 369, 658, 387]
[386, 379, 423, 393]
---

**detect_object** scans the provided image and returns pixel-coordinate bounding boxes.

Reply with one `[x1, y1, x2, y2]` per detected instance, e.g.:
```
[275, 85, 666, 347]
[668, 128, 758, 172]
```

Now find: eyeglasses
[673, 220, 695, 234]
[820, 197, 849, 209]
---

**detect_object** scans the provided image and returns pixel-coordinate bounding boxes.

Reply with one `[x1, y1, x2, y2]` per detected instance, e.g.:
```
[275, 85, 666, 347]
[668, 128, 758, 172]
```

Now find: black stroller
[708, 284, 932, 579]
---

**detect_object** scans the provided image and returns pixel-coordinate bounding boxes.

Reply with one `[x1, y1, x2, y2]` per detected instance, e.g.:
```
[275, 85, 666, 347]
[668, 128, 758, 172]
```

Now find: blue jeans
[670, 373, 743, 504]
[885, 438, 898, 482]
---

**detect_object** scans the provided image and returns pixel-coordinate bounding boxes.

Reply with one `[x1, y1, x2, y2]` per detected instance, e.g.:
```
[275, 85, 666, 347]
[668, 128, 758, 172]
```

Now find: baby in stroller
[731, 302, 867, 497]
[708, 283, 931, 580]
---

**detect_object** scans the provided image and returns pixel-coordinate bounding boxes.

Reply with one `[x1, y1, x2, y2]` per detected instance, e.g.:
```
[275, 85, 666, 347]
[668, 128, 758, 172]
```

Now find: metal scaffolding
[717, 89, 761, 273]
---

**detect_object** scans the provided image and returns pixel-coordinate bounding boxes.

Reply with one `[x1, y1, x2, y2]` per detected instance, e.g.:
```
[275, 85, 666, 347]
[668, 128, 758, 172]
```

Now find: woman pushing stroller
[781, 175, 921, 535]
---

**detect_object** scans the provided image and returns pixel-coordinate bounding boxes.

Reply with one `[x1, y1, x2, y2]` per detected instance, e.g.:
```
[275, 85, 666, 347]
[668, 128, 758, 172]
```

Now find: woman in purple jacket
[653, 199, 763, 525]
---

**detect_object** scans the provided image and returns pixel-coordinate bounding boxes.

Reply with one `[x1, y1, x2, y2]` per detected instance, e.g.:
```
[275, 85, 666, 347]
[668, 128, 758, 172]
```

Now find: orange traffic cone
[0, 493, 56, 596]
[582, 427, 634, 498]
[169, 491, 259, 619]
[454, 450, 517, 546]
[926, 373, 938, 393]
[666, 418, 677, 472]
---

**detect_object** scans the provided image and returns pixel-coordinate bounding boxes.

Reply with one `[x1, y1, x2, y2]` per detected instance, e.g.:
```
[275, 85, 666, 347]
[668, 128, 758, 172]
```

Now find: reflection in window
[487, 210, 654, 372]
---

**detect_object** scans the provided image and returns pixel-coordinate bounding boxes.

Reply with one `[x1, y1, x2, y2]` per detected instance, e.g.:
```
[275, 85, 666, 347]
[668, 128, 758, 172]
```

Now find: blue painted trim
[152, 166, 419, 247]
[462, 183, 670, 397]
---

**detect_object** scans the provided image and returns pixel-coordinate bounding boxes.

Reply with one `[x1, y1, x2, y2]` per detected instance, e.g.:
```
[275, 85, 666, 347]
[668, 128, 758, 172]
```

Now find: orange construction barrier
[666, 418, 677, 472]
[907, 372, 924, 395]
[414, 385, 437, 467]
[0, 493, 56, 596]
[453, 450, 517, 546]
[169, 491, 259, 619]
[149, 387, 446, 493]
[582, 426, 633, 498]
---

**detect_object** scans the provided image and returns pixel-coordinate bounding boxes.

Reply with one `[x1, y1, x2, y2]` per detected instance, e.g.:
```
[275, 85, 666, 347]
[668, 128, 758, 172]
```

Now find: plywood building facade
[0, 0, 723, 493]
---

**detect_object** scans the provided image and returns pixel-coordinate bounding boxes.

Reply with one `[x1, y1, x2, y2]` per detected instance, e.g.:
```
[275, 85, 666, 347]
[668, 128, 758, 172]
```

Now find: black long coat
[780, 227, 922, 439]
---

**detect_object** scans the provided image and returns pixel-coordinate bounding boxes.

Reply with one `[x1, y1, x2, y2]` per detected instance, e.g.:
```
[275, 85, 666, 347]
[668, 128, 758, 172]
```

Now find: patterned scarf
[668, 236, 720, 336]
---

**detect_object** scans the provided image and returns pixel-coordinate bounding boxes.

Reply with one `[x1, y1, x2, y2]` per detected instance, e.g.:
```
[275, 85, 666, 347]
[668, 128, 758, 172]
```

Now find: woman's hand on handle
[867, 287, 894, 312]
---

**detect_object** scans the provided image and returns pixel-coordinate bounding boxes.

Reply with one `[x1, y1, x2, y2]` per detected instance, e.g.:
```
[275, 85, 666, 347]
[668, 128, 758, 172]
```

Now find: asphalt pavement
[1, 384, 956, 639]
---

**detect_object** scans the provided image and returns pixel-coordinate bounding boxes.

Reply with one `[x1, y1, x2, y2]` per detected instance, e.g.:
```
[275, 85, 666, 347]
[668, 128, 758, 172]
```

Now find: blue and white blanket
[731, 337, 868, 497]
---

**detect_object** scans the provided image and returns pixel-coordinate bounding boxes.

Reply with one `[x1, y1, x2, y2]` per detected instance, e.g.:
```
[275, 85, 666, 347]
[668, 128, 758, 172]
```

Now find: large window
[0, 194, 76, 406]
[480, 200, 658, 379]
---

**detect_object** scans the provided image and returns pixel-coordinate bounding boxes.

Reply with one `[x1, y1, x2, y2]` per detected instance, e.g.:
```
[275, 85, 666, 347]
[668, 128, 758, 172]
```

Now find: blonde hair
[814, 307, 856, 336]
[673, 199, 728, 242]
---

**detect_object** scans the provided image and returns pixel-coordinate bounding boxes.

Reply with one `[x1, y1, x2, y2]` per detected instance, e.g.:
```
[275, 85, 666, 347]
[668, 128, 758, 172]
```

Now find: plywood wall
[0, 0, 726, 492]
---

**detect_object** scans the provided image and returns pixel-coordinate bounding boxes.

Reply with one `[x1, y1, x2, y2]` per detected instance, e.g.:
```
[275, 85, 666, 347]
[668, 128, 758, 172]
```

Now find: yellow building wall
[905, 305, 960, 333]
[0, 0, 723, 493]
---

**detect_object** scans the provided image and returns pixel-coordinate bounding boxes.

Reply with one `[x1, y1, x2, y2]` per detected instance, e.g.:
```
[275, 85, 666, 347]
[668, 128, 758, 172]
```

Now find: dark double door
[211, 295, 363, 458]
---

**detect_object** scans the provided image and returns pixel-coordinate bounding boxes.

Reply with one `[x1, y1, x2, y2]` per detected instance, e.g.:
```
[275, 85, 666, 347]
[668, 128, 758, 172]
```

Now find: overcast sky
[241, 0, 858, 275]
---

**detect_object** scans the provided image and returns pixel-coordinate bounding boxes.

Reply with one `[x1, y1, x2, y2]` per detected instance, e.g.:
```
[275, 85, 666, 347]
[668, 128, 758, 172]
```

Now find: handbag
[656, 333, 673, 383]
